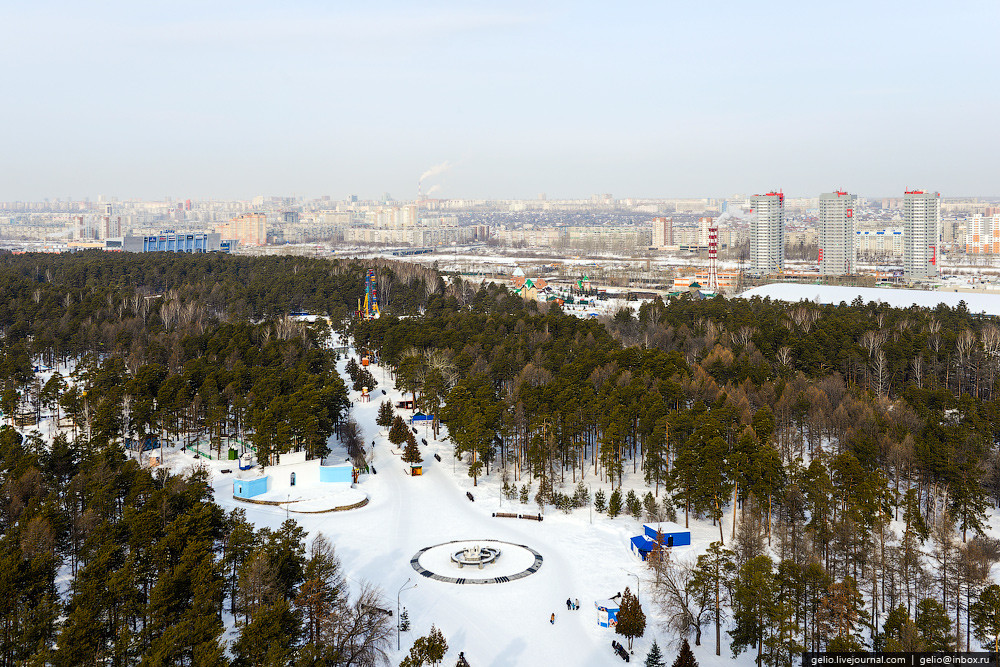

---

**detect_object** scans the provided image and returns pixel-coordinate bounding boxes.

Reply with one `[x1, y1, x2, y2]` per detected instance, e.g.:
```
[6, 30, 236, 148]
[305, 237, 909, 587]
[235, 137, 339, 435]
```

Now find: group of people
[551, 597, 582, 624]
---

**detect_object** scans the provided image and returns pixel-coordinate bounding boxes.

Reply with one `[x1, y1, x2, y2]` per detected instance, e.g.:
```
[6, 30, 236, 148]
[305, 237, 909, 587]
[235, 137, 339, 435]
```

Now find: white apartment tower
[818, 191, 856, 276]
[749, 192, 784, 274]
[652, 217, 673, 248]
[903, 190, 940, 281]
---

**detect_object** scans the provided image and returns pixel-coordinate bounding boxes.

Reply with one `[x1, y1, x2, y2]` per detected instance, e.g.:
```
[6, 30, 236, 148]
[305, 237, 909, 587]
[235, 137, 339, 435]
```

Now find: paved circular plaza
[409, 539, 543, 585]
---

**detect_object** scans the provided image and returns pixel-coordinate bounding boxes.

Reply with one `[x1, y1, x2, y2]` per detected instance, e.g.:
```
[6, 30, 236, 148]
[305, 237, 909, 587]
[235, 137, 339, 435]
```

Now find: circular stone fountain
[450, 543, 502, 569]
[410, 539, 542, 584]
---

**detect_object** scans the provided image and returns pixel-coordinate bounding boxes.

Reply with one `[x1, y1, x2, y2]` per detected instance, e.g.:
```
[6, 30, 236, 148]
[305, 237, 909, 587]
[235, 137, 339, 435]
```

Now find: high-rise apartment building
[698, 217, 714, 246]
[818, 191, 857, 276]
[101, 215, 122, 239]
[749, 192, 784, 274]
[903, 190, 940, 280]
[652, 217, 673, 247]
[966, 213, 1000, 254]
[215, 213, 266, 246]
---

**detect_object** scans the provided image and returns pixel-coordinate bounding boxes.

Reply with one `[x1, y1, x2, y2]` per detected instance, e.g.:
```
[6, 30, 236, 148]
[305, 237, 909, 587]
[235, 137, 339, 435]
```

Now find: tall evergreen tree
[231, 599, 300, 667]
[389, 415, 409, 446]
[616, 586, 646, 652]
[691, 541, 735, 656]
[730, 555, 775, 667]
[915, 598, 954, 652]
[376, 400, 395, 428]
[971, 584, 1000, 652]
[608, 489, 623, 518]
[403, 431, 423, 465]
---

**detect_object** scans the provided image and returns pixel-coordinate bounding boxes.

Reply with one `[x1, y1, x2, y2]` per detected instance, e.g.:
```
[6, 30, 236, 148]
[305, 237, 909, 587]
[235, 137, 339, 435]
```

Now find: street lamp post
[627, 571, 640, 602]
[397, 578, 417, 651]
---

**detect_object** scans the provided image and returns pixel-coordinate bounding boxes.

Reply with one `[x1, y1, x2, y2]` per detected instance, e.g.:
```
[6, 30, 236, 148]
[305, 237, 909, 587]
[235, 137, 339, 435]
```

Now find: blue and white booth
[233, 451, 354, 500]
[595, 599, 620, 628]
[629, 522, 691, 561]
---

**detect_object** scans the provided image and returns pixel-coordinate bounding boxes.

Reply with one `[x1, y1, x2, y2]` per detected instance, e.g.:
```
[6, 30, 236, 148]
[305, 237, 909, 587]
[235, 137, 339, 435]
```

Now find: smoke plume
[419, 161, 451, 185]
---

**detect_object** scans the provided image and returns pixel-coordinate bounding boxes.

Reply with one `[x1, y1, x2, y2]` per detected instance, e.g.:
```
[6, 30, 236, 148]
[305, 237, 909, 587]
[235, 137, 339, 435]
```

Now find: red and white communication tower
[708, 225, 719, 293]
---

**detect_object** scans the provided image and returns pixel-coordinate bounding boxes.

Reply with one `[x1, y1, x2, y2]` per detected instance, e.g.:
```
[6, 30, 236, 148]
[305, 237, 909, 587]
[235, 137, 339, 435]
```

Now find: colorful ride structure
[358, 269, 381, 320]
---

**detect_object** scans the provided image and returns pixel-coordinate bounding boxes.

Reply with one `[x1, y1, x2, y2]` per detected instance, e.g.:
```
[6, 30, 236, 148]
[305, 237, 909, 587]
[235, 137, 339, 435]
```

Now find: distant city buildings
[819, 191, 857, 276]
[856, 228, 904, 257]
[750, 192, 785, 274]
[651, 217, 672, 248]
[6, 191, 1000, 275]
[215, 213, 266, 246]
[902, 190, 940, 281]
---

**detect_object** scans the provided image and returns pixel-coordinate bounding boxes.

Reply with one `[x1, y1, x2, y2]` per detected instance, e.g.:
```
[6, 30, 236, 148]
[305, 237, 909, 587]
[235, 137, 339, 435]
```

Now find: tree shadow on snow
[486, 637, 526, 667]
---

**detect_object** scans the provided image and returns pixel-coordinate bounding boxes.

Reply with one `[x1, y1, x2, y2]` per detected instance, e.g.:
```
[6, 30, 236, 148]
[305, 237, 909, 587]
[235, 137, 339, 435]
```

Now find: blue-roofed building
[629, 522, 691, 560]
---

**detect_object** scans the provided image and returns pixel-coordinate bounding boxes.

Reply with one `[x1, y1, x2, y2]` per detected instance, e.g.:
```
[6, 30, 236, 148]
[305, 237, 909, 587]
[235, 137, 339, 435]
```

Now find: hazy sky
[2, 0, 998, 201]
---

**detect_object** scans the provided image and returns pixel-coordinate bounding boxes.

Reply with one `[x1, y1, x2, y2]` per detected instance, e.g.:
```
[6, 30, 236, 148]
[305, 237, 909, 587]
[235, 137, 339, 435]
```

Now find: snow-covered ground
[739, 282, 1000, 316]
[149, 351, 731, 666]
[23, 339, 1000, 664]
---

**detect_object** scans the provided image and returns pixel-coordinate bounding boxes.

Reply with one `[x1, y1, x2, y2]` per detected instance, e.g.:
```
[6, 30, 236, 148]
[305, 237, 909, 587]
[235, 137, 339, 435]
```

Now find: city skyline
[3, 1, 999, 200]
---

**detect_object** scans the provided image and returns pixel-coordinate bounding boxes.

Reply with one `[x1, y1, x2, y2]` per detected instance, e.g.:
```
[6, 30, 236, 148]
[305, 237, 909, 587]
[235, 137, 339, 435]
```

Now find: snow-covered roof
[739, 283, 1000, 316]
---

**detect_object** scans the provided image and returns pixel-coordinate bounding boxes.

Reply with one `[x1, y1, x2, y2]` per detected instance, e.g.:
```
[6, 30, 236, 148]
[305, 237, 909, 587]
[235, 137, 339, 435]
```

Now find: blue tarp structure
[410, 413, 434, 423]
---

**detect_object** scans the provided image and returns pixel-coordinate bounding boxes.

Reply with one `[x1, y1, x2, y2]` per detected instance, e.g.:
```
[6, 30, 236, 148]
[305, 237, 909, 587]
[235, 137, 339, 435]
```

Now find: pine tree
[608, 489, 623, 518]
[345, 358, 360, 383]
[231, 600, 300, 667]
[615, 586, 646, 651]
[626, 489, 642, 519]
[376, 401, 394, 428]
[389, 415, 408, 446]
[914, 598, 953, 651]
[534, 474, 553, 508]
[670, 638, 698, 667]
[595, 489, 607, 513]
[971, 584, 1000, 652]
[644, 639, 666, 667]
[400, 624, 449, 666]
[690, 541, 735, 656]
[403, 431, 423, 464]
[730, 555, 775, 667]
[643, 491, 660, 521]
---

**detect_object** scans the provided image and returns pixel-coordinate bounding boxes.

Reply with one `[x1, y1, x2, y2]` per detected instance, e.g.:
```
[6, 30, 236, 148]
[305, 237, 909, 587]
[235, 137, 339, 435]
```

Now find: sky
[2, 0, 999, 201]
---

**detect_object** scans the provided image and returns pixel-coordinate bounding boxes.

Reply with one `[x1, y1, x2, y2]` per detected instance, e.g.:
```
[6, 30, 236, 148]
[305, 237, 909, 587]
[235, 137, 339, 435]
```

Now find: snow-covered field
[739, 282, 1000, 316]
[24, 339, 1000, 664]
[148, 352, 729, 666]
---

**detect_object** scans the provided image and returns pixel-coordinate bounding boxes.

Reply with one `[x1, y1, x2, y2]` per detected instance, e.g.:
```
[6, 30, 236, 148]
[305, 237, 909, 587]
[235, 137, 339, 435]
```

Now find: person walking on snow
[575, 598, 580, 610]
[566, 598, 572, 610]
[550, 613, 555, 624]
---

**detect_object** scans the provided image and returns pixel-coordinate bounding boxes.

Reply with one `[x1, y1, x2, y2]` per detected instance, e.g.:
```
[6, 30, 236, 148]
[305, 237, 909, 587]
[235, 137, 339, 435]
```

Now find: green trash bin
[228, 448, 237, 460]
